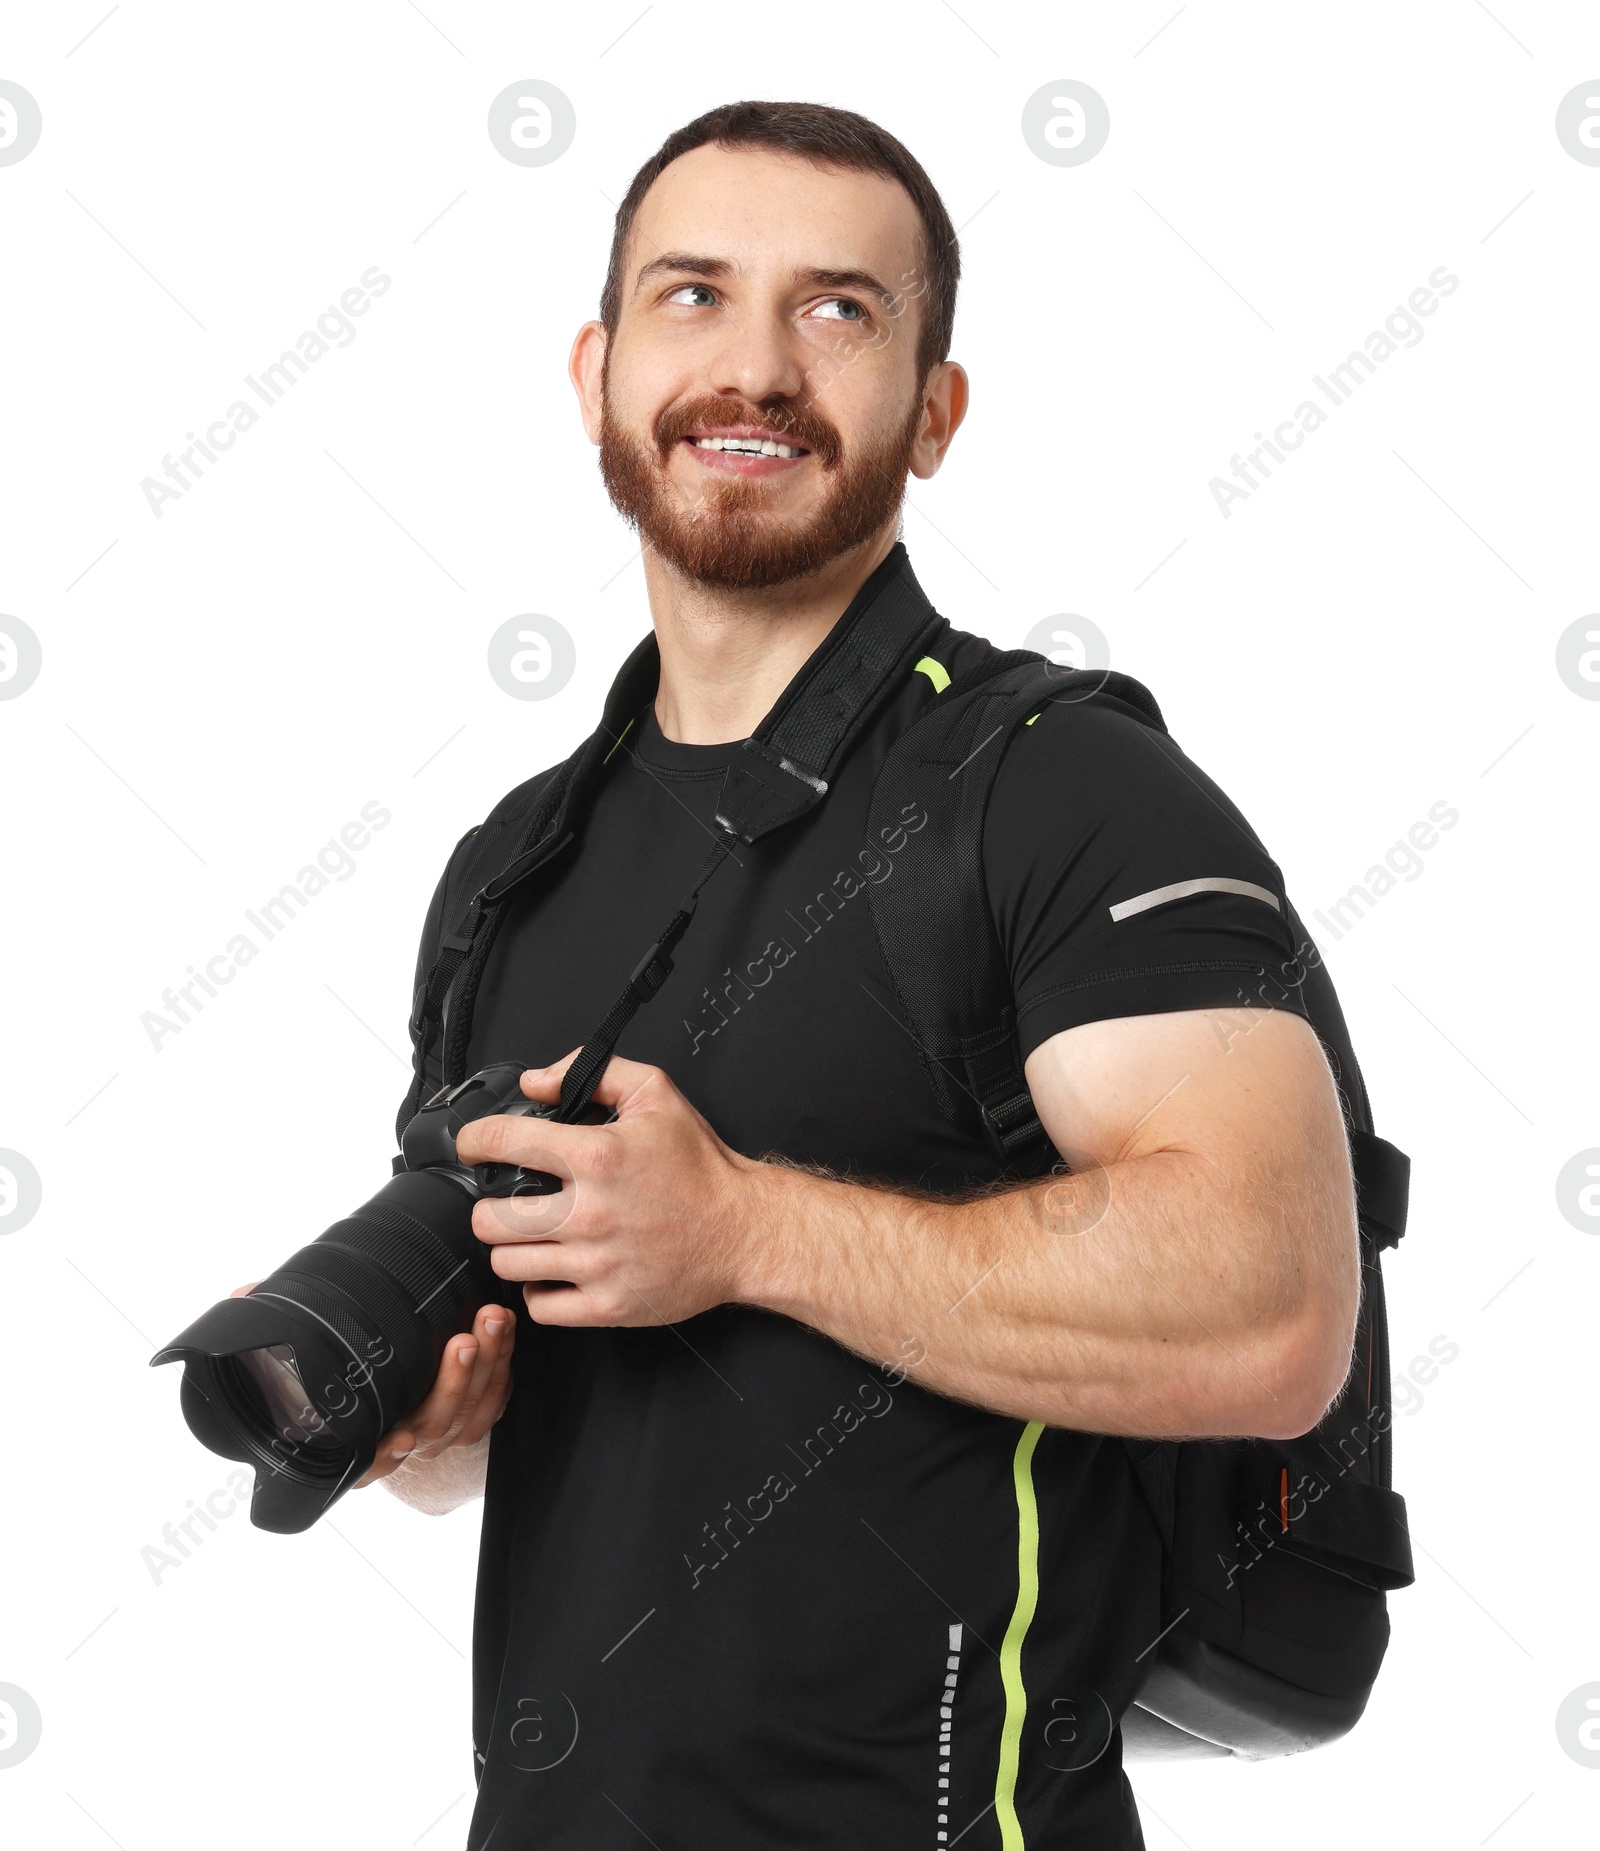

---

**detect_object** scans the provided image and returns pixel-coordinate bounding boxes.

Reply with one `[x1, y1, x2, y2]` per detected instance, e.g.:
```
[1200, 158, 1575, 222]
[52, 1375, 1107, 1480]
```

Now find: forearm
[376, 1432, 490, 1515]
[735, 1148, 1356, 1442]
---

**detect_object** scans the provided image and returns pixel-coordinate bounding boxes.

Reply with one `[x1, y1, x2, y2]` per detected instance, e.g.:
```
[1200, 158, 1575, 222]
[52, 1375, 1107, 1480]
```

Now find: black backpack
[398, 546, 1414, 1762]
[863, 647, 1415, 1761]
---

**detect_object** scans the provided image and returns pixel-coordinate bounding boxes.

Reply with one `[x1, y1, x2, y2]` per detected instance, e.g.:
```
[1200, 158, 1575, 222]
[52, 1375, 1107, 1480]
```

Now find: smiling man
[365, 101, 1362, 1850]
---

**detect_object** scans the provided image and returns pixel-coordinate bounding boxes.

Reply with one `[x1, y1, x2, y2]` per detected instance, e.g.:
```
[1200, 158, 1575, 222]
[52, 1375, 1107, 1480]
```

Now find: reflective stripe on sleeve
[1108, 876, 1281, 923]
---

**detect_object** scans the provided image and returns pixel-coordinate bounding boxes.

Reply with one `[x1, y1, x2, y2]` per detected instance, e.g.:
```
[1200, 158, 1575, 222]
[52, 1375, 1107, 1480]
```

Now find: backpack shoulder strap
[866, 650, 1169, 1172]
[867, 647, 1411, 1247]
[394, 626, 660, 1142]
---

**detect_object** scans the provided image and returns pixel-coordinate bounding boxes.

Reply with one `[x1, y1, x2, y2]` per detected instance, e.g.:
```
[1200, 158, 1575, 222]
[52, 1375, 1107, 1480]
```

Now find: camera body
[150, 1062, 615, 1533]
[401, 1061, 590, 1199]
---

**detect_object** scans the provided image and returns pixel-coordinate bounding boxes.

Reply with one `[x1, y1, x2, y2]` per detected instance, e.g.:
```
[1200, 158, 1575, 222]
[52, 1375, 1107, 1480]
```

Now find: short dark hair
[599, 99, 959, 387]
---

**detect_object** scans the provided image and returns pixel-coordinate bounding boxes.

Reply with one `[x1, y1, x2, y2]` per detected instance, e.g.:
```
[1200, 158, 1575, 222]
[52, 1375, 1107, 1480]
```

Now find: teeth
[694, 436, 802, 459]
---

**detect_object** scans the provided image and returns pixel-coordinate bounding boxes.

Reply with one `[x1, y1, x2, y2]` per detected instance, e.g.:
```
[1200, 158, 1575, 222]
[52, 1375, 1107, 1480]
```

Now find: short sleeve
[982, 693, 1310, 1063]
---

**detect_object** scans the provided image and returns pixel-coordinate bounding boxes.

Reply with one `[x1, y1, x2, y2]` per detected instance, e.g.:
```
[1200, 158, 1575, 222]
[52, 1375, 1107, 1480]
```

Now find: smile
[680, 426, 811, 476]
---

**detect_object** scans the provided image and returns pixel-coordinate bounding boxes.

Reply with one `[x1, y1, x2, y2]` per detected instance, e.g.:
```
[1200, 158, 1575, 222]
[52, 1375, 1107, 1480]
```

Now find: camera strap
[407, 542, 948, 1131]
[549, 823, 737, 1122]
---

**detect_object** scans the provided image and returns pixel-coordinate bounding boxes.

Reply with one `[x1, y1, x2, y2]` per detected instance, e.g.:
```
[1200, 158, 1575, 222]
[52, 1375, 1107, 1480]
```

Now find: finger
[472, 1192, 575, 1243]
[401, 1333, 481, 1455]
[364, 1312, 514, 1478]
[455, 1306, 512, 1420]
[229, 1282, 261, 1299]
[514, 1053, 576, 1107]
[361, 1301, 518, 1485]
[455, 1109, 584, 1174]
[522, 1281, 612, 1328]
[524, 1047, 664, 1114]
[456, 1313, 516, 1446]
[488, 1239, 601, 1288]
[408, 1308, 517, 1456]
[454, 1051, 661, 1166]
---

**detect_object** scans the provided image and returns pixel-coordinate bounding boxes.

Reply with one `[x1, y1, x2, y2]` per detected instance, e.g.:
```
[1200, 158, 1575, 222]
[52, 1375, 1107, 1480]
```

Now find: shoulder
[992, 677, 1271, 846]
[433, 759, 571, 901]
[980, 673, 1294, 954]
[999, 686, 1173, 801]
[478, 759, 570, 834]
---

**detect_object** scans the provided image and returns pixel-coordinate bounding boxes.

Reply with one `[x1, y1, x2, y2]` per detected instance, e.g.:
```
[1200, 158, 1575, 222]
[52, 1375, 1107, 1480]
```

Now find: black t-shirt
[406, 557, 1313, 1850]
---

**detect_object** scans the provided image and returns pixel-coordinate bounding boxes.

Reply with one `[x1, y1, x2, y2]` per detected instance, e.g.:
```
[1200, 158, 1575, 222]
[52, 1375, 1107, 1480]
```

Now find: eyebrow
[631, 252, 895, 304]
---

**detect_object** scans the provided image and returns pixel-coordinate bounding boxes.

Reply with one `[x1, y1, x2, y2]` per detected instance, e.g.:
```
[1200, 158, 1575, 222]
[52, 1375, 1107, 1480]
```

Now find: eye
[665, 283, 716, 307]
[811, 297, 870, 324]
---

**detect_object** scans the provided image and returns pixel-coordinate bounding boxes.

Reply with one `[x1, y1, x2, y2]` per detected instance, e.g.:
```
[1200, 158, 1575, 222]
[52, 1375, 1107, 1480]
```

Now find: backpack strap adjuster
[628, 937, 676, 1001]
[1350, 1128, 1410, 1249]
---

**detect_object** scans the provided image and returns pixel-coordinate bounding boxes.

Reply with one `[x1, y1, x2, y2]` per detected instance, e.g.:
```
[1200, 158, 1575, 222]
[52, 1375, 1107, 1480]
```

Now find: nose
[703, 294, 811, 413]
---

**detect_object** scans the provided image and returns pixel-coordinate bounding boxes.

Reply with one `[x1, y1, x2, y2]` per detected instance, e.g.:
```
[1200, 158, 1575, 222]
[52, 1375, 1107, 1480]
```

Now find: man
[359, 101, 1358, 1849]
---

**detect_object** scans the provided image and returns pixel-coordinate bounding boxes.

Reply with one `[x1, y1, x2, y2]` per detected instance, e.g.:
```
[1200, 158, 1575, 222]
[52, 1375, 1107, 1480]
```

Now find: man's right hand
[225, 1284, 517, 1495]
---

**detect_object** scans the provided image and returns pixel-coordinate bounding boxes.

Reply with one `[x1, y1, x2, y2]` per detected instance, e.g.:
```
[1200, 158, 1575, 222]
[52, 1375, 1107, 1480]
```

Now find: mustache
[653, 398, 843, 466]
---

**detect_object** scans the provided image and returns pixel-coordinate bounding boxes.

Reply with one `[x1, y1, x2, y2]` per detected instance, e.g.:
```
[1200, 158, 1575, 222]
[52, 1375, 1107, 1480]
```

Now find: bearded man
[351, 99, 1359, 1851]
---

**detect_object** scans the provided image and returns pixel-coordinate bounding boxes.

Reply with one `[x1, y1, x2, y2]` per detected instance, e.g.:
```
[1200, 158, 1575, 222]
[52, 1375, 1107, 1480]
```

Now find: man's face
[580, 144, 945, 591]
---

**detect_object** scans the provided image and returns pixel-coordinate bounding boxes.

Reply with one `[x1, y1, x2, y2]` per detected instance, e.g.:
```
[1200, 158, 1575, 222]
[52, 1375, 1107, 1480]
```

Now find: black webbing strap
[964, 1023, 1057, 1173]
[1248, 1457, 1415, 1590]
[551, 832, 736, 1121]
[1350, 1129, 1410, 1249]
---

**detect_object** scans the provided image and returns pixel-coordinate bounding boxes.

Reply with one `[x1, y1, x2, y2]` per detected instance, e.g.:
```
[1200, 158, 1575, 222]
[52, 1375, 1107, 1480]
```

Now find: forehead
[625, 142, 926, 297]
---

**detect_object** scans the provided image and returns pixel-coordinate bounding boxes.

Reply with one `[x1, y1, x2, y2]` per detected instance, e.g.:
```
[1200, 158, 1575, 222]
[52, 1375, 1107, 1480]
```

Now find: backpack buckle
[980, 1092, 1054, 1170]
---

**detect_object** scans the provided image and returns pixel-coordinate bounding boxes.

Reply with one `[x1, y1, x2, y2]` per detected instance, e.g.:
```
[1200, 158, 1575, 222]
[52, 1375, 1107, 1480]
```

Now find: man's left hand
[453, 1048, 768, 1327]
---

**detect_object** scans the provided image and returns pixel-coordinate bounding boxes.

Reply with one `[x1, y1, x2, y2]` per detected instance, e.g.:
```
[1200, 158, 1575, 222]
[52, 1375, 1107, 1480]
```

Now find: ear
[570, 321, 608, 445]
[909, 360, 969, 481]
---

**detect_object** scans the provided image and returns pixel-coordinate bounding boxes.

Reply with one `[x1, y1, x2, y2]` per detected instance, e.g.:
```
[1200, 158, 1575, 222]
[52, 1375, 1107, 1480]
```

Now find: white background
[1, 3, 1596, 1846]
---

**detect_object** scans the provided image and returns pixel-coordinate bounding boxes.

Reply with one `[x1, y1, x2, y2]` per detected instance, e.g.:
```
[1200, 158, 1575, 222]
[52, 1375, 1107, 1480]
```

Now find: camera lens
[232, 1344, 332, 1448]
[152, 1062, 614, 1533]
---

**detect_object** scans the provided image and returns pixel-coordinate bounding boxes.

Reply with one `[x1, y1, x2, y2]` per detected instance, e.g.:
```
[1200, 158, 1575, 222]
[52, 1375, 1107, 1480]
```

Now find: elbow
[1246, 1304, 1358, 1442]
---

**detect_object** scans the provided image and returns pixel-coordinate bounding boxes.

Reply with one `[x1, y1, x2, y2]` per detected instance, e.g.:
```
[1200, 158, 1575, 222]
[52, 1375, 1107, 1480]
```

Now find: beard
[597, 370, 924, 592]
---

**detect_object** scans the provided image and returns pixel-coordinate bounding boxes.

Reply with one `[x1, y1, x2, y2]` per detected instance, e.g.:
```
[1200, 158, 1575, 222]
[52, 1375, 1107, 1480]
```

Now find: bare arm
[457, 1006, 1360, 1444]
[737, 1005, 1361, 1442]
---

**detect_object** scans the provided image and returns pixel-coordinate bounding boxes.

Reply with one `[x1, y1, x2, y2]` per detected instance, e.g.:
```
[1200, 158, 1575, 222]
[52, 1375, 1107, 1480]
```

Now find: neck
[643, 526, 901, 745]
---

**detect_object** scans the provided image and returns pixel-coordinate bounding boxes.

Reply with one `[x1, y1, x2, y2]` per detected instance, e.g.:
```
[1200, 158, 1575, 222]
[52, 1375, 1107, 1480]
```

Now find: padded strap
[714, 545, 947, 844]
[865, 654, 1170, 1174]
